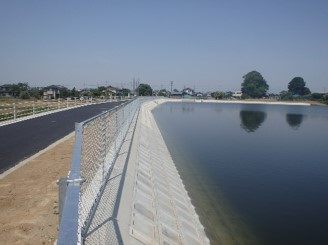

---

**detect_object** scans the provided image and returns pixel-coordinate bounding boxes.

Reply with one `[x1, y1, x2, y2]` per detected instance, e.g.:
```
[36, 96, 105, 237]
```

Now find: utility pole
[171, 81, 173, 93]
[132, 77, 137, 95]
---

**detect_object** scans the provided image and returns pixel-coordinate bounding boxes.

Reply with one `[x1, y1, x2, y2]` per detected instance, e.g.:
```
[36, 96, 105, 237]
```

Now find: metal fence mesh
[57, 98, 140, 245]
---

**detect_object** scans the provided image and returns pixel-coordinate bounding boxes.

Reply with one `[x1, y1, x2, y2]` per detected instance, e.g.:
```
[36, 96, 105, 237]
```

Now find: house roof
[0, 84, 12, 88]
[44, 85, 65, 89]
[171, 91, 183, 96]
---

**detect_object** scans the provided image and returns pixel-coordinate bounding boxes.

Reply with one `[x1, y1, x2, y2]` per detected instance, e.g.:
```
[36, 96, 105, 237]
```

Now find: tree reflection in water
[286, 113, 303, 129]
[240, 110, 267, 133]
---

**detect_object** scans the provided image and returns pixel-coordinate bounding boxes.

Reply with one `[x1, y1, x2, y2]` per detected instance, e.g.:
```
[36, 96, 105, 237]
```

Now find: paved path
[0, 101, 125, 173]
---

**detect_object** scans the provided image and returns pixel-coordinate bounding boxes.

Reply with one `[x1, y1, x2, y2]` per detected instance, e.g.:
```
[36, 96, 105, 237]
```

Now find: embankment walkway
[118, 100, 210, 244]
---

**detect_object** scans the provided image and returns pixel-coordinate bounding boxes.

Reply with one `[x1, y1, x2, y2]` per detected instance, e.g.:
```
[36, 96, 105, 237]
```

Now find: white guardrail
[0, 96, 127, 124]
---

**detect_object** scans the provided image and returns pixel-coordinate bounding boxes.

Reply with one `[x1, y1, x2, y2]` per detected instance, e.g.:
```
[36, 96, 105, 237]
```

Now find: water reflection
[182, 105, 195, 113]
[286, 113, 303, 129]
[154, 102, 328, 245]
[240, 110, 267, 132]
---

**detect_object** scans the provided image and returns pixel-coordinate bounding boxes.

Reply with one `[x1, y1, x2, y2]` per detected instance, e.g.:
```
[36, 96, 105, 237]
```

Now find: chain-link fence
[57, 98, 141, 245]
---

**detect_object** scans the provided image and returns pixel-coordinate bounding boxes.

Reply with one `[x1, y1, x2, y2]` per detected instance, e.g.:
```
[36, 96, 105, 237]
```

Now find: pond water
[152, 102, 328, 245]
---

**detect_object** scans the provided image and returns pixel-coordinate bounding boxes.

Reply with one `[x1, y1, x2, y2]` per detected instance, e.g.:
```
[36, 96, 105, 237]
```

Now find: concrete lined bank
[117, 100, 210, 244]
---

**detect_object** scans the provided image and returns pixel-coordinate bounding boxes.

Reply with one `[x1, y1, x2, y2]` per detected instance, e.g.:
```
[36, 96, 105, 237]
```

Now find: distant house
[182, 88, 195, 96]
[232, 91, 242, 99]
[43, 85, 65, 99]
[204, 92, 212, 98]
[170, 91, 183, 98]
[0, 84, 14, 97]
[79, 88, 92, 99]
[106, 86, 117, 96]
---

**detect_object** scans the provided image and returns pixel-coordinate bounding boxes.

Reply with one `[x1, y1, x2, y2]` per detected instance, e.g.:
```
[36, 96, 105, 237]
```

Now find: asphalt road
[0, 101, 126, 173]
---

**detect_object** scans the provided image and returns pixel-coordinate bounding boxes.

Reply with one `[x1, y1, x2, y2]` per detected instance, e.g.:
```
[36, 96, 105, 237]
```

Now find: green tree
[30, 87, 42, 99]
[91, 88, 101, 97]
[19, 91, 30, 99]
[302, 86, 311, 95]
[59, 87, 70, 98]
[157, 89, 169, 97]
[137, 83, 153, 96]
[9, 82, 30, 97]
[121, 88, 131, 96]
[311, 93, 323, 100]
[71, 87, 80, 97]
[323, 94, 328, 105]
[212, 91, 225, 99]
[91, 86, 106, 97]
[288, 77, 311, 95]
[279, 90, 293, 100]
[241, 71, 269, 98]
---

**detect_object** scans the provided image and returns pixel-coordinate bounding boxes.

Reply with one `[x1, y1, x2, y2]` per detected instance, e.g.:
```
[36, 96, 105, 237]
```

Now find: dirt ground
[0, 134, 74, 245]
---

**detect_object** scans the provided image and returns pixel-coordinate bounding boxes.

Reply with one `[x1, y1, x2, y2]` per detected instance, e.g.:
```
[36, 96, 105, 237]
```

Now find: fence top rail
[79, 98, 135, 126]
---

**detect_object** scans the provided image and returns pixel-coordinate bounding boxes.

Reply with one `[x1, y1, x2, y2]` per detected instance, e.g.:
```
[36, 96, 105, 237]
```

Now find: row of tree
[241, 71, 311, 98]
[240, 71, 327, 104]
[2, 76, 327, 104]
[2, 83, 43, 99]
[1, 83, 153, 99]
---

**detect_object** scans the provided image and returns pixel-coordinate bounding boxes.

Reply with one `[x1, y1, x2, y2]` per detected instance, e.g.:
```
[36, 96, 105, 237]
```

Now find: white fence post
[13, 103, 16, 120]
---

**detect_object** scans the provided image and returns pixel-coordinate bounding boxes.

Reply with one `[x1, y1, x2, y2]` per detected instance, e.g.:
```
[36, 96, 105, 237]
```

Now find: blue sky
[0, 0, 327, 93]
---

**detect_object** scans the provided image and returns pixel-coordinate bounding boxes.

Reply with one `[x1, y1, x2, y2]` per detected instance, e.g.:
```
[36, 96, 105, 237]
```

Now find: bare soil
[0, 135, 74, 245]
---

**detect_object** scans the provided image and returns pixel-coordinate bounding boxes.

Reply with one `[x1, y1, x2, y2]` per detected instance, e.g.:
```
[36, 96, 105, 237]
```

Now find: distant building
[204, 92, 212, 98]
[43, 85, 65, 99]
[232, 91, 242, 99]
[106, 86, 117, 96]
[170, 91, 183, 98]
[0, 84, 14, 97]
[182, 88, 195, 96]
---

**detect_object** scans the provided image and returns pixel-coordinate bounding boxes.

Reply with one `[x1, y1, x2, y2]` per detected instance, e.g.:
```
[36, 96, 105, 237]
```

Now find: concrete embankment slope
[118, 99, 210, 245]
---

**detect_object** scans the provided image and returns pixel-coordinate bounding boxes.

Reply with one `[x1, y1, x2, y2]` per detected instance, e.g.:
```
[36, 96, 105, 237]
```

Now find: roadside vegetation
[0, 83, 135, 122]
[0, 83, 132, 101]
[153, 71, 327, 105]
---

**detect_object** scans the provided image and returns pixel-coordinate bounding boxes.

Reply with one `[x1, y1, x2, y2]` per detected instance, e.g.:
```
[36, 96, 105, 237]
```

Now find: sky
[0, 0, 327, 93]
